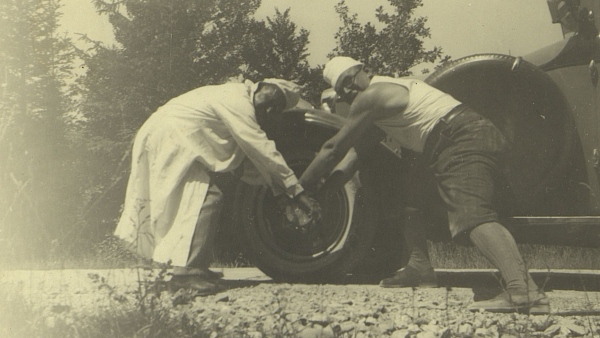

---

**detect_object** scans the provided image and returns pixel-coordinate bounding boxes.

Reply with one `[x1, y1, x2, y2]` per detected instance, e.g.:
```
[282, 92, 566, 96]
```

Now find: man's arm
[299, 83, 408, 190]
[319, 120, 385, 191]
[318, 147, 360, 195]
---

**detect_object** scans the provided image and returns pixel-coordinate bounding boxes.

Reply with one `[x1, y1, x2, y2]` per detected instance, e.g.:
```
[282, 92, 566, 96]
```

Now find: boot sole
[468, 304, 550, 314]
[468, 300, 550, 314]
[528, 304, 551, 315]
[169, 285, 224, 297]
[379, 282, 438, 289]
[168, 280, 225, 296]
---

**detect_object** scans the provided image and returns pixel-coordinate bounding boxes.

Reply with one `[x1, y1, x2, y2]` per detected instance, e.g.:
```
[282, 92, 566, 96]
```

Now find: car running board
[505, 216, 600, 247]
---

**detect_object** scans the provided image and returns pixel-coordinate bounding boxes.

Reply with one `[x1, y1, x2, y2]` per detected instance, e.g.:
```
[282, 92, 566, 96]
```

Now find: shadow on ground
[327, 269, 600, 292]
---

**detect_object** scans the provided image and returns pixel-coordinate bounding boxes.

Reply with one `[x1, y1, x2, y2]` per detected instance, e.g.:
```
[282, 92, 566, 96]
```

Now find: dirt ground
[1, 268, 600, 337]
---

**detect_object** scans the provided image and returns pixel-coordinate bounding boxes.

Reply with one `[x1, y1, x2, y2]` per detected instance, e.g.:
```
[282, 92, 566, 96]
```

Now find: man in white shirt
[115, 79, 320, 296]
[299, 56, 548, 314]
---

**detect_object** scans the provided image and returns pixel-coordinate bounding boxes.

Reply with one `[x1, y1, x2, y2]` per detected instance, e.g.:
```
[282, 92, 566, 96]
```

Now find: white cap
[323, 56, 363, 91]
[261, 78, 301, 110]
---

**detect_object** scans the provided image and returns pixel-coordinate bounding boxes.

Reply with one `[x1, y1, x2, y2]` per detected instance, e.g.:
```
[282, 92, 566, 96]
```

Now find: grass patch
[0, 268, 204, 338]
[429, 242, 600, 270]
[1, 234, 599, 272]
[0, 235, 153, 270]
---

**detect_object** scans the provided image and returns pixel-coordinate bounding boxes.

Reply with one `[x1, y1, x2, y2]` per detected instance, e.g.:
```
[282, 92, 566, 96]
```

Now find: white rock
[474, 327, 496, 338]
[355, 332, 369, 338]
[285, 312, 301, 322]
[439, 327, 453, 338]
[458, 323, 474, 336]
[416, 331, 437, 338]
[331, 314, 350, 323]
[338, 321, 355, 333]
[407, 323, 421, 333]
[565, 323, 588, 336]
[297, 327, 322, 338]
[246, 331, 263, 338]
[321, 325, 335, 338]
[530, 317, 553, 331]
[364, 316, 378, 325]
[543, 324, 561, 336]
[309, 313, 329, 325]
[379, 319, 396, 333]
[394, 314, 412, 328]
[390, 329, 410, 338]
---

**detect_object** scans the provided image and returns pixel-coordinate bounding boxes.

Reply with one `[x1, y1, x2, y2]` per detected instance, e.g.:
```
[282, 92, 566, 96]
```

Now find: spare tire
[235, 139, 376, 283]
[426, 54, 580, 215]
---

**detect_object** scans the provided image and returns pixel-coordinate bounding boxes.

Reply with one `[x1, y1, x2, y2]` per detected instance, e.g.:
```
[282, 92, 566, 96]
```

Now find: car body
[220, 0, 600, 282]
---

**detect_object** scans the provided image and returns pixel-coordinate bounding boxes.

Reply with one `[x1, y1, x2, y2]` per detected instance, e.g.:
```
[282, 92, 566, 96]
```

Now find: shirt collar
[244, 79, 259, 106]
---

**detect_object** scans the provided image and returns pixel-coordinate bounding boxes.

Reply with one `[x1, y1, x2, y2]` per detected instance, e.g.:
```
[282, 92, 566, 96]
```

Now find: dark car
[221, 0, 600, 283]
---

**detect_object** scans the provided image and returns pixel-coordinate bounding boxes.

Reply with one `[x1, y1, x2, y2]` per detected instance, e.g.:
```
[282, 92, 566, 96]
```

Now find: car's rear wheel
[236, 145, 376, 283]
[426, 53, 584, 215]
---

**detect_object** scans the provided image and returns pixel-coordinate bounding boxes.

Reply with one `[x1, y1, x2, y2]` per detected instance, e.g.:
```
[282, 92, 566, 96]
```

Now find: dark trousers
[423, 107, 508, 243]
[176, 174, 225, 274]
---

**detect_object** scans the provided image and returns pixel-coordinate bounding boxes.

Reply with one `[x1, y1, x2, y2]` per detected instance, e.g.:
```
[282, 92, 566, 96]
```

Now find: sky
[59, 0, 564, 69]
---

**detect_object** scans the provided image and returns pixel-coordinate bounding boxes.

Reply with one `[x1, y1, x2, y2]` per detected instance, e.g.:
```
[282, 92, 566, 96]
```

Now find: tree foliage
[74, 0, 317, 237]
[330, 0, 449, 77]
[0, 0, 78, 261]
[80, 0, 260, 139]
[0, 0, 446, 264]
[243, 8, 310, 81]
[242, 7, 328, 106]
[78, 0, 317, 138]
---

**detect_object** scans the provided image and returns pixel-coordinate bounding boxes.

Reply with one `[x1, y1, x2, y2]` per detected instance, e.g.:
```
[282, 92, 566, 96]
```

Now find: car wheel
[426, 53, 580, 215]
[235, 146, 376, 283]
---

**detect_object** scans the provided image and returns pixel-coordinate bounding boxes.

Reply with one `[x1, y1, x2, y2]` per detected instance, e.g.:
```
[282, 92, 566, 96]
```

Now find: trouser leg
[379, 207, 437, 287]
[402, 151, 435, 271]
[469, 222, 538, 291]
[403, 207, 433, 270]
[173, 179, 224, 276]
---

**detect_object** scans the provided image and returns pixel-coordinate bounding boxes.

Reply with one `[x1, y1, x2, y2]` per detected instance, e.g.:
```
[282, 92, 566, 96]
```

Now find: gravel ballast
[1, 268, 599, 337]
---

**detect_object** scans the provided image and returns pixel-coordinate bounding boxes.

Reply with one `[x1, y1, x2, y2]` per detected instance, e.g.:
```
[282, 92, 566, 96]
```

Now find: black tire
[235, 143, 376, 283]
[426, 54, 582, 215]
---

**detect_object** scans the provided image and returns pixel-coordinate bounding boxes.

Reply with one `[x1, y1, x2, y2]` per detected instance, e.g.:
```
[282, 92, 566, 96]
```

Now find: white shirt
[370, 76, 462, 152]
[114, 82, 302, 266]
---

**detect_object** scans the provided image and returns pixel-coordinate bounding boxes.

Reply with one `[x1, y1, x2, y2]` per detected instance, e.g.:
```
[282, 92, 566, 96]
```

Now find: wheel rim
[253, 158, 354, 262]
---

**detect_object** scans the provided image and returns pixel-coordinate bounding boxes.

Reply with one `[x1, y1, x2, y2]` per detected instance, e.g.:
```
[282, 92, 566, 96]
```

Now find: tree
[241, 7, 324, 106]
[330, 0, 449, 77]
[79, 0, 262, 140]
[74, 0, 317, 239]
[300, 65, 330, 108]
[242, 8, 310, 81]
[0, 0, 78, 262]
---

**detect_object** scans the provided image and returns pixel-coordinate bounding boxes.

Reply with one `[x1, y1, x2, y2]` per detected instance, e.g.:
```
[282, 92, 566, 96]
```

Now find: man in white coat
[115, 78, 320, 295]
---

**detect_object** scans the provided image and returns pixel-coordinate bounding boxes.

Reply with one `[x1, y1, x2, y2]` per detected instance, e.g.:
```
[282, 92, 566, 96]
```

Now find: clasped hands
[277, 191, 322, 231]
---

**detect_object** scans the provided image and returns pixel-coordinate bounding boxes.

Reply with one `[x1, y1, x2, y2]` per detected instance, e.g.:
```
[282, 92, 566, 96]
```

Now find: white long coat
[114, 82, 303, 266]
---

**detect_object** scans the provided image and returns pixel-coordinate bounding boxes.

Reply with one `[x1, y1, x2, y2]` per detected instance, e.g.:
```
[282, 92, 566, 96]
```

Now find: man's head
[323, 56, 369, 102]
[253, 78, 300, 133]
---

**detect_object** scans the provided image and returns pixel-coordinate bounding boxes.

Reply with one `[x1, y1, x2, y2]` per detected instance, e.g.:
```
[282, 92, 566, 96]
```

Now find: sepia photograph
[1, 0, 600, 336]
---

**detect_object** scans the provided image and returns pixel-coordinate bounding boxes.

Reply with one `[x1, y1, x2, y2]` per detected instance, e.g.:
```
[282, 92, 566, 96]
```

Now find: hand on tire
[276, 192, 322, 233]
[295, 192, 322, 222]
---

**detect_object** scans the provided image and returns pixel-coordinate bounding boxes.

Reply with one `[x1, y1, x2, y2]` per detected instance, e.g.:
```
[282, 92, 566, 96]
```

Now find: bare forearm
[299, 148, 344, 190]
[300, 102, 378, 189]
[324, 147, 359, 189]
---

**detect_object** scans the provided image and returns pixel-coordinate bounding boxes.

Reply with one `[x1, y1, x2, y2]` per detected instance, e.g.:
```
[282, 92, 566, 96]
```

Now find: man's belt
[440, 104, 467, 124]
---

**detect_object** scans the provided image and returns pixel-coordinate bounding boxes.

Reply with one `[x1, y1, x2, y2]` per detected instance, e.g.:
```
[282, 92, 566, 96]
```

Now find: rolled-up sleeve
[211, 94, 304, 198]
